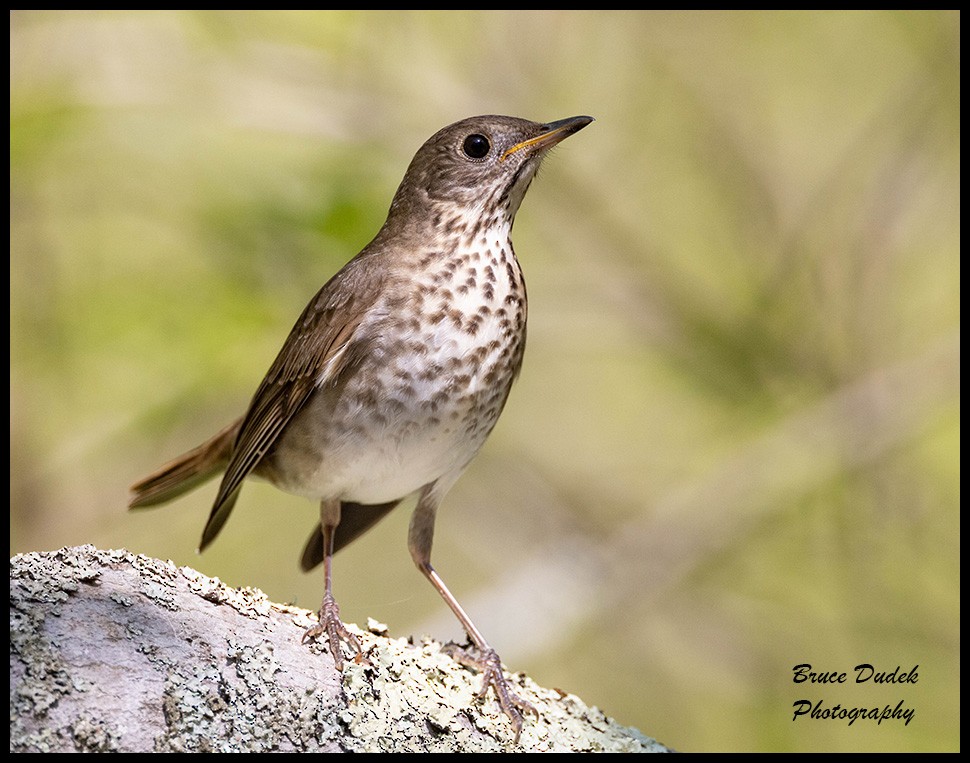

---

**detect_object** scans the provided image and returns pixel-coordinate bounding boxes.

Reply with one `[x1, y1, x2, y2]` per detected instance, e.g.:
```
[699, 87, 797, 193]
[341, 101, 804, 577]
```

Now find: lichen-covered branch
[10, 546, 670, 752]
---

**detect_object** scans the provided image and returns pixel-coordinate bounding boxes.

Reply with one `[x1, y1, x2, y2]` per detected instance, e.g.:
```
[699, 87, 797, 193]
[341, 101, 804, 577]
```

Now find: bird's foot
[444, 643, 538, 743]
[301, 592, 364, 669]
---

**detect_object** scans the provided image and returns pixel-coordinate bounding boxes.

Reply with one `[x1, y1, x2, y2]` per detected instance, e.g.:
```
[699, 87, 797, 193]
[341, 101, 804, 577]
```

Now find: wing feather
[199, 256, 387, 550]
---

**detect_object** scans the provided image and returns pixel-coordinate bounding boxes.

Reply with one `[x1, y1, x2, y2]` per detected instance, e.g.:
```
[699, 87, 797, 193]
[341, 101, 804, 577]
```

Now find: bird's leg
[409, 485, 537, 743]
[421, 562, 539, 742]
[302, 499, 363, 668]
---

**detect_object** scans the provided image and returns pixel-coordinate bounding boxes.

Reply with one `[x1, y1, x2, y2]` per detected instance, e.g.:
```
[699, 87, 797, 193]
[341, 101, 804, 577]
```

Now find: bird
[129, 113, 593, 741]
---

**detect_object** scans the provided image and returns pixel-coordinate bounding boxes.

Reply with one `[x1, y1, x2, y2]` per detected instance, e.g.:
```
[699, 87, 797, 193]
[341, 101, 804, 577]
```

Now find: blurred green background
[10, 10, 959, 752]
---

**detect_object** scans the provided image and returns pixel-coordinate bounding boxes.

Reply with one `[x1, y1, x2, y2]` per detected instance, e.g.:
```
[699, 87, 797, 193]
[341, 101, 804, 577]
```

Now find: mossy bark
[10, 546, 670, 753]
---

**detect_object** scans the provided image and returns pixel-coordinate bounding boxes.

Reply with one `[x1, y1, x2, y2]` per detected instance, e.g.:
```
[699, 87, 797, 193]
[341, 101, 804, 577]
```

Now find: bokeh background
[10, 10, 959, 752]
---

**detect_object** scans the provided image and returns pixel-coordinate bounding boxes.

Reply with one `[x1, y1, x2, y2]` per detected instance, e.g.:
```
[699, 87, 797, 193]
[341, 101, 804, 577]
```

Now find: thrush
[129, 113, 593, 741]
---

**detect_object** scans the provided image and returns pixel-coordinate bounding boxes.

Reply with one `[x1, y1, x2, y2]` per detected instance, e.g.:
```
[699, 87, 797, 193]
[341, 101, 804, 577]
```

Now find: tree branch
[10, 546, 670, 752]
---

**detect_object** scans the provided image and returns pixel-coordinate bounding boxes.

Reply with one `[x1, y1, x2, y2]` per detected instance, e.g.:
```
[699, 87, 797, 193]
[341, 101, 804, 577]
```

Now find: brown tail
[299, 500, 402, 571]
[128, 419, 242, 509]
[131, 417, 404, 564]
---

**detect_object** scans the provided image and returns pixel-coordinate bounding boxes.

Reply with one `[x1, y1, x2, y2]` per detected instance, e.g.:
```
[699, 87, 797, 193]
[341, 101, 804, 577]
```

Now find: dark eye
[462, 133, 491, 159]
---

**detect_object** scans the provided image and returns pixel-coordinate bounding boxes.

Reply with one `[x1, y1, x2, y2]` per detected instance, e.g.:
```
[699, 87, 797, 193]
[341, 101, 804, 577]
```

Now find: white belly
[266, 240, 526, 504]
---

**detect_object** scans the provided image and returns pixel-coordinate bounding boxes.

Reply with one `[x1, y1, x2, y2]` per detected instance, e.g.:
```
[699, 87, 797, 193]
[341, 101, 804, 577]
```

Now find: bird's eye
[462, 133, 491, 159]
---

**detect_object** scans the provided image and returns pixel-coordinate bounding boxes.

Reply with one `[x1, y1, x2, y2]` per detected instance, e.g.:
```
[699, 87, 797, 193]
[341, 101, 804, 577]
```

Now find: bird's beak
[501, 115, 594, 161]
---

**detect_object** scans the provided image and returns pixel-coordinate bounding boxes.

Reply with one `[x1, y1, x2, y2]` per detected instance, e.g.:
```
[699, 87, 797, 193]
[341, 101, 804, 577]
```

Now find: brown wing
[198, 254, 387, 552]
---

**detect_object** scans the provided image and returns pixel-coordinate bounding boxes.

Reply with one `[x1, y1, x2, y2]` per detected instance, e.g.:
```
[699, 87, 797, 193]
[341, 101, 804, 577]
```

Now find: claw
[301, 592, 363, 669]
[445, 643, 537, 743]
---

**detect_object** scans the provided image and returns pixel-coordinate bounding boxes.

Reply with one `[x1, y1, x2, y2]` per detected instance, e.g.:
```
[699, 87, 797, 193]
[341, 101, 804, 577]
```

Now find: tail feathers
[128, 418, 241, 509]
[131, 418, 403, 565]
[300, 500, 402, 571]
